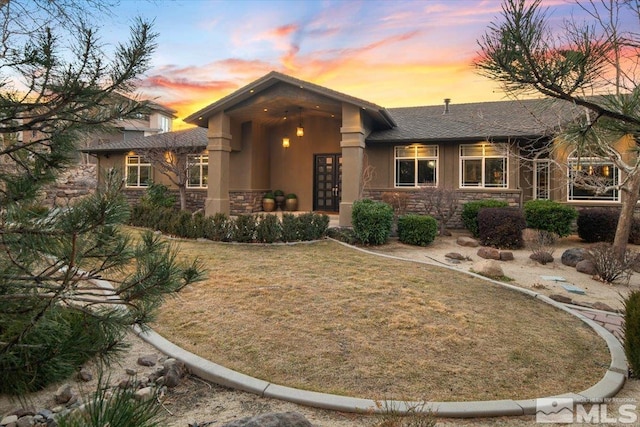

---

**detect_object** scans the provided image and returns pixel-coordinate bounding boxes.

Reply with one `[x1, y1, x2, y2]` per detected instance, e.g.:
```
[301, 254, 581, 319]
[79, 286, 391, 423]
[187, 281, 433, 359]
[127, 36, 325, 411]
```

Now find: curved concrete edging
[129, 239, 627, 418]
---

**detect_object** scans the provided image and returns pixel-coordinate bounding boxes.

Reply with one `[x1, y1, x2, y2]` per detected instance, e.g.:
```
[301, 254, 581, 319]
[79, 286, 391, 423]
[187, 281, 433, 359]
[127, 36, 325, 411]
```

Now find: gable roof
[367, 98, 580, 143]
[81, 127, 207, 153]
[184, 71, 396, 129]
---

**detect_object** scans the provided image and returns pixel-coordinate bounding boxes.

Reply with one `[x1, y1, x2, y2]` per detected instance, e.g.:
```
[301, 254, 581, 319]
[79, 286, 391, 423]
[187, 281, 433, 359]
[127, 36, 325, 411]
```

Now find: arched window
[567, 151, 619, 202]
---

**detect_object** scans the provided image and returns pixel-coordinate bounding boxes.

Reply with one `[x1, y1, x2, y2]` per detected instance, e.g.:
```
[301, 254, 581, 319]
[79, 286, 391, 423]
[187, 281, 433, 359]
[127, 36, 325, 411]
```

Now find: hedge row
[129, 204, 329, 243]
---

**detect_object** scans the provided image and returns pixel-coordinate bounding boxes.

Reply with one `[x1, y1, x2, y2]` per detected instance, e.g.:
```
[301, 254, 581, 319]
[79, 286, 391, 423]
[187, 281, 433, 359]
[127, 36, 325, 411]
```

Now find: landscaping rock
[0, 415, 18, 426]
[593, 301, 616, 312]
[134, 387, 154, 401]
[477, 247, 500, 260]
[445, 252, 466, 261]
[561, 248, 586, 267]
[549, 294, 573, 304]
[54, 384, 73, 404]
[16, 415, 34, 427]
[218, 412, 313, 427]
[457, 236, 479, 247]
[472, 260, 504, 279]
[137, 354, 157, 367]
[77, 368, 92, 382]
[576, 259, 597, 275]
[499, 251, 514, 261]
[163, 359, 186, 388]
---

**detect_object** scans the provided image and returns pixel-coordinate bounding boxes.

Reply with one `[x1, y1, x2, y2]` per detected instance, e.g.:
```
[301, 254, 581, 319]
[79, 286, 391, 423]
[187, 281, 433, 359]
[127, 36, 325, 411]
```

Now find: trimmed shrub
[326, 227, 357, 245]
[255, 214, 282, 243]
[140, 182, 175, 208]
[478, 207, 526, 249]
[281, 213, 298, 242]
[351, 199, 394, 245]
[523, 199, 577, 237]
[231, 214, 257, 243]
[624, 290, 640, 377]
[577, 208, 618, 243]
[203, 212, 231, 241]
[296, 212, 329, 241]
[461, 200, 509, 237]
[397, 214, 438, 246]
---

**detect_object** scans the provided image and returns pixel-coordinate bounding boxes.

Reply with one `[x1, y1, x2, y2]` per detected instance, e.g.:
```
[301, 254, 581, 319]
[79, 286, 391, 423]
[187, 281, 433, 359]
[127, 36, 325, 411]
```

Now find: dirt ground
[2, 232, 640, 426]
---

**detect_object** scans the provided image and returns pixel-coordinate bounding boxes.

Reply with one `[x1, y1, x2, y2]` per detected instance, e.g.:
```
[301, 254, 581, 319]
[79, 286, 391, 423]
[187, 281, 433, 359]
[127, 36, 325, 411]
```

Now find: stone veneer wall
[363, 188, 522, 229]
[229, 190, 265, 215]
[122, 189, 265, 215]
[41, 165, 97, 208]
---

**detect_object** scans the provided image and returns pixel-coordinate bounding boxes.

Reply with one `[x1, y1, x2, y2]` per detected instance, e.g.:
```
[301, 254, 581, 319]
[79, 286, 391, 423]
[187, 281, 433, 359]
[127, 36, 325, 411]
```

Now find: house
[82, 71, 633, 227]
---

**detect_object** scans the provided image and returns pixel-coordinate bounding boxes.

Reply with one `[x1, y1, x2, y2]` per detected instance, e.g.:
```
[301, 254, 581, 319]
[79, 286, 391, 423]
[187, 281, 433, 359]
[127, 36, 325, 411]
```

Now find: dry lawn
[150, 235, 609, 403]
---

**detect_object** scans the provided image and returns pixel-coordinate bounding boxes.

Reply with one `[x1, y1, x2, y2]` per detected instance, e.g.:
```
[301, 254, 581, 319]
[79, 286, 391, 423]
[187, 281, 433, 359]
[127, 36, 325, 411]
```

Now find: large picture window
[460, 143, 508, 188]
[187, 154, 208, 188]
[125, 155, 151, 188]
[394, 145, 438, 187]
[568, 153, 619, 202]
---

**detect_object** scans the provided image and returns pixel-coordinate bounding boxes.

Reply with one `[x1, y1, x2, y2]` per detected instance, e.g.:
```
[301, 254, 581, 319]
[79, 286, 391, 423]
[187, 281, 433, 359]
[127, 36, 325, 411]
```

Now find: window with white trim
[159, 116, 170, 133]
[534, 153, 550, 200]
[125, 155, 151, 187]
[568, 153, 619, 201]
[187, 154, 208, 188]
[394, 145, 438, 187]
[460, 143, 508, 188]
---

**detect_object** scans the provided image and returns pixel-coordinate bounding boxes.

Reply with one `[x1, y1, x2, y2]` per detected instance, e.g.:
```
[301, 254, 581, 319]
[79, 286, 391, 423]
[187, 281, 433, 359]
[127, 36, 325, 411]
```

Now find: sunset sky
[105, 0, 633, 129]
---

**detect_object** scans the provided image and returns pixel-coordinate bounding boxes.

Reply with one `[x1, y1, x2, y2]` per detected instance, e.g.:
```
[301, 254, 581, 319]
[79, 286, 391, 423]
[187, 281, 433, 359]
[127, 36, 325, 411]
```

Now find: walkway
[571, 305, 625, 342]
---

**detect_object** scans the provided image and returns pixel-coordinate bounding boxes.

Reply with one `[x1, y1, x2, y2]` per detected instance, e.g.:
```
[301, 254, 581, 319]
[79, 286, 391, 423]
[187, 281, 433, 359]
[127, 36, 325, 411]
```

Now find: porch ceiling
[224, 90, 342, 127]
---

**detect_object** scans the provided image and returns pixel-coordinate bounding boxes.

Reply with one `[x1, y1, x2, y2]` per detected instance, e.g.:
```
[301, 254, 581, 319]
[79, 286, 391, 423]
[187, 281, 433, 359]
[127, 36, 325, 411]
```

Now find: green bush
[478, 207, 526, 249]
[202, 212, 231, 241]
[281, 213, 298, 242]
[231, 214, 257, 243]
[352, 199, 394, 245]
[296, 212, 329, 240]
[256, 214, 282, 243]
[524, 199, 577, 237]
[326, 227, 357, 245]
[625, 290, 640, 377]
[461, 200, 509, 237]
[577, 208, 618, 243]
[140, 182, 175, 208]
[397, 214, 438, 246]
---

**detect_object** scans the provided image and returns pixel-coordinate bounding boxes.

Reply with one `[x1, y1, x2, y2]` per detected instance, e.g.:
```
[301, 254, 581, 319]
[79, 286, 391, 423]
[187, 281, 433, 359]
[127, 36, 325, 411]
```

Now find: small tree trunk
[613, 171, 640, 256]
[178, 185, 187, 211]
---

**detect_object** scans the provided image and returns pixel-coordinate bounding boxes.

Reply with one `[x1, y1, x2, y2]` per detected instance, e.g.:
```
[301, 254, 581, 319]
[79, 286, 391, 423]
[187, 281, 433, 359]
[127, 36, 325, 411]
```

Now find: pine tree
[0, 3, 205, 394]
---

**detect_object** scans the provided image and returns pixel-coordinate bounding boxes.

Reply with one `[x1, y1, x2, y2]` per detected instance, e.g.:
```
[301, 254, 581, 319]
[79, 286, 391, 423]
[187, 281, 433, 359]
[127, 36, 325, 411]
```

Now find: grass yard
[150, 234, 609, 403]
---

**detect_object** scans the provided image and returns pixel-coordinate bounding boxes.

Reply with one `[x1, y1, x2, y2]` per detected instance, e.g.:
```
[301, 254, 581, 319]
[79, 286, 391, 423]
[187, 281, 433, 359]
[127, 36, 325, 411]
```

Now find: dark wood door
[314, 154, 342, 212]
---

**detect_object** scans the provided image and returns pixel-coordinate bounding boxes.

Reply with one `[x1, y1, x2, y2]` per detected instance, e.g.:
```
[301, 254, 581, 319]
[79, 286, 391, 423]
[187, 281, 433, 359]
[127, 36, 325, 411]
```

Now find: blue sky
[102, 0, 632, 127]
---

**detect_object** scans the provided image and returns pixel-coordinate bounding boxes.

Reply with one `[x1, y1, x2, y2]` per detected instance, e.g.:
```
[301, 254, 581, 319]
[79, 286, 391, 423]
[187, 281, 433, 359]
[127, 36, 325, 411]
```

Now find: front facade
[83, 72, 636, 227]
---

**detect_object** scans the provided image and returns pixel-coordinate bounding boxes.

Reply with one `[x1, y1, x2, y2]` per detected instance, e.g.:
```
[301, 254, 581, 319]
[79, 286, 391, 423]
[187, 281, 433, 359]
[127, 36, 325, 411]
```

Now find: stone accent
[561, 248, 586, 267]
[457, 236, 479, 247]
[472, 260, 504, 279]
[40, 165, 97, 208]
[218, 412, 313, 427]
[229, 190, 264, 214]
[576, 259, 597, 275]
[477, 247, 501, 260]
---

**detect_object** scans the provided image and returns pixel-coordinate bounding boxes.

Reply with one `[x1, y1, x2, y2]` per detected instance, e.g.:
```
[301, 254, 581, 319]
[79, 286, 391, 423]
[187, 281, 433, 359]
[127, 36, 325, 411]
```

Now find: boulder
[593, 301, 616, 312]
[499, 251, 514, 261]
[54, 383, 73, 404]
[0, 415, 18, 426]
[576, 259, 597, 275]
[445, 252, 466, 261]
[219, 412, 313, 427]
[77, 368, 92, 382]
[477, 247, 500, 260]
[137, 354, 158, 367]
[457, 236, 479, 247]
[134, 387, 154, 401]
[472, 260, 504, 279]
[561, 248, 586, 267]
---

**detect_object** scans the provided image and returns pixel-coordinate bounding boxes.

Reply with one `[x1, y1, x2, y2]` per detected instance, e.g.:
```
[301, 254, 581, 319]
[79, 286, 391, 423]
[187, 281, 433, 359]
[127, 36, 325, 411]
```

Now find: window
[187, 154, 208, 188]
[460, 143, 508, 188]
[534, 153, 550, 200]
[160, 116, 170, 133]
[568, 153, 619, 201]
[125, 155, 151, 187]
[394, 145, 438, 187]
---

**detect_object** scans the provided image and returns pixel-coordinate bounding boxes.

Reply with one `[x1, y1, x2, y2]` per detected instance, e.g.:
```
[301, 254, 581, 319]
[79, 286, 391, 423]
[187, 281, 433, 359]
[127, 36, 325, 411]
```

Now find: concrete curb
[131, 239, 627, 418]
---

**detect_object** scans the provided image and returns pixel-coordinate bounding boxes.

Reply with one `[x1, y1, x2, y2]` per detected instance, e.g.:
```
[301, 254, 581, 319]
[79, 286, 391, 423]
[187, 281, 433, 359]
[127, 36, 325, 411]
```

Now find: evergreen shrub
[577, 208, 618, 242]
[397, 214, 438, 246]
[351, 199, 394, 245]
[478, 207, 526, 249]
[461, 200, 509, 237]
[523, 199, 577, 237]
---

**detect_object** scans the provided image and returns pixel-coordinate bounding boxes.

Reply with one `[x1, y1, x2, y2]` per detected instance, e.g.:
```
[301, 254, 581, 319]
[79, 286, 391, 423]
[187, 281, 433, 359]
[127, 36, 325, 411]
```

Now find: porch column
[205, 112, 231, 216]
[339, 104, 365, 227]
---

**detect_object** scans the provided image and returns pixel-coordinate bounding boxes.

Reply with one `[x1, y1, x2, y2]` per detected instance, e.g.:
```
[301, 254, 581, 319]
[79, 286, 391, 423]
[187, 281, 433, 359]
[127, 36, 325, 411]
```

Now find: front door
[314, 154, 342, 212]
